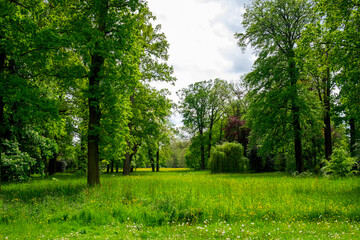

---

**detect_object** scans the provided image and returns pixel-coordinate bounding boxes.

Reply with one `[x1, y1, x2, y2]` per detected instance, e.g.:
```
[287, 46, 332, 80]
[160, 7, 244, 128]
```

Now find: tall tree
[316, 0, 360, 156]
[236, 0, 316, 172]
[62, 0, 151, 185]
[298, 24, 335, 161]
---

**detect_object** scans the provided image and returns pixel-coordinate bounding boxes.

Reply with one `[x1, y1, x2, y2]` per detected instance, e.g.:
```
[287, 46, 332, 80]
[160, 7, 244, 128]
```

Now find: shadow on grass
[214, 171, 289, 179]
[0, 177, 87, 203]
[102, 169, 195, 176]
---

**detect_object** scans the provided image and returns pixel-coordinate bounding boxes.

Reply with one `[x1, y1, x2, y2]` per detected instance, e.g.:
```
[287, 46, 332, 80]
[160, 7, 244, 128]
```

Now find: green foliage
[130, 160, 137, 169]
[209, 149, 226, 173]
[1, 140, 35, 182]
[184, 135, 203, 170]
[178, 79, 231, 169]
[209, 142, 248, 173]
[167, 138, 189, 168]
[237, 0, 323, 172]
[322, 139, 359, 177]
[355, 142, 360, 161]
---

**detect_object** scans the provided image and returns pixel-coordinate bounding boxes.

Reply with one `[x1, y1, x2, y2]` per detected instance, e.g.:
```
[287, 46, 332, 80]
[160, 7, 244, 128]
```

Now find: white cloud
[147, 0, 255, 127]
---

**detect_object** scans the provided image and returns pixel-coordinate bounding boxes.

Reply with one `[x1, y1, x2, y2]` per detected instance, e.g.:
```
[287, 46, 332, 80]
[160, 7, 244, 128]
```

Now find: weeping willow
[209, 142, 249, 173]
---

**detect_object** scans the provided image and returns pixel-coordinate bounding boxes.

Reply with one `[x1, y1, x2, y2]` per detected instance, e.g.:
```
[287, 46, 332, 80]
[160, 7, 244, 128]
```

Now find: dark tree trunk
[207, 121, 213, 160]
[123, 94, 135, 176]
[123, 145, 131, 176]
[48, 136, 58, 175]
[219, 121, 223, 142]
[324, 67, 332, 160]
[0, 48, 6, 184]
[0, 96, 4, 184]
[288, 55, 304, 173]
[0, 97, 4, 144]
[149, 149, 155, 172]
[350, 118, 356, 157]
[151, 162, 155, 172]
[87, 0, 108, 186]
[48, 154, 57, 175]
[87, 52, 104, 185]
[156, 148, 160, 172]
[293, 109, 304, 172]
[79, 131, 87, 171]
[106, 164, 110, 173]
[111, 161, 114, 173]
[129, 153, 135, 172]
[199, 130, 205, 170]
[200, 143, 205, 170]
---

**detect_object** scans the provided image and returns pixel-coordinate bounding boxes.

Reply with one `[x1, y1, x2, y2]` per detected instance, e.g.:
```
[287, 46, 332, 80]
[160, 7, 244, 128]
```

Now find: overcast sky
[147, 0, 255, 127]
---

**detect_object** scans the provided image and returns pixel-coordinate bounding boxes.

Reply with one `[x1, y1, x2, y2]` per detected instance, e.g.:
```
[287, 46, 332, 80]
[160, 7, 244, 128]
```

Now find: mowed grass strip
[0, 171, 359, 239]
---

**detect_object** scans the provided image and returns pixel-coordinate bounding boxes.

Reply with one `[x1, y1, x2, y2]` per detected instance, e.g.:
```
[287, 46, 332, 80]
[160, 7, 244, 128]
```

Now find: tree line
[1, 0, 359, 184]
[178, 0, 359, 175]
[0, 0, 175, 185]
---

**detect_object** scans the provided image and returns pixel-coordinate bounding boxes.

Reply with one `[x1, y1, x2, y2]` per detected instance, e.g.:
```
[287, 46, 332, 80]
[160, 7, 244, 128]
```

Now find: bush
[322, 139, 358, 177]
[1, 140, 35, 182]
[209, 142, 248, 173]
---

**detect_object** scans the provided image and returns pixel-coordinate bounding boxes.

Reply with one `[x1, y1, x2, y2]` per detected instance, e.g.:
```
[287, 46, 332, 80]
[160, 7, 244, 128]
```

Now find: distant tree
[178, 81, 211, 169]
[224, 116, 250, 154]
[123, 85, 172, 175]
[209, 142, 248, 173]
[167, 137, 189, 168]
[206, 79, 230, 159]
[178, 79, 230, 169]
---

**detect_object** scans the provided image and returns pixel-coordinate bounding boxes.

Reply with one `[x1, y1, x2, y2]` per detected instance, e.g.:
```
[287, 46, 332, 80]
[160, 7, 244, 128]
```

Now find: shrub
[209, 142, 248, 173]
[322, 139, 358, 177]
[1, 140, 35, 182]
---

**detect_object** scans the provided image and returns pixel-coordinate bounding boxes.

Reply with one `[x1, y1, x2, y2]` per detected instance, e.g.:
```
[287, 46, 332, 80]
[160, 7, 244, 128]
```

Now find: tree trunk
[156, 148, 160, 172]
[324, 65, 332, 160]
[123, 93, 135, 175]
[111, 161, 114, 173]
[292, 108, 304, 173]
[207, 121, 213, 160]
[0, 48, 6, 185]
[219, 121, 223, 142]
[0, 96, 4, 185]
[48, 154, 57, 175]
[87, 1, 108, 186]
[123, 143, 131, 176]
[149, 149, 155, 172]
[87, 52, 103, 186]
[79, 130, 87, 171]
[288, 55, 304, 173]
[151, 161, 155, 172]
[0, 97, 4, 145]
[199, 129, 205, 170]
[350, 118, 356, 157]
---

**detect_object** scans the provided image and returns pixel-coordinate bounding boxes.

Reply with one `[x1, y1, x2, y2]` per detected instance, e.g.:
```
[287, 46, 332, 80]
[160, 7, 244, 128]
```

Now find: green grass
[0, 171, 359, 239]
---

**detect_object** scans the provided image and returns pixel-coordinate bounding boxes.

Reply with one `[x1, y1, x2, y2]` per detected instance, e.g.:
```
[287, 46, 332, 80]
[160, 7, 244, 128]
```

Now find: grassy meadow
[0, 170, 360, 239]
